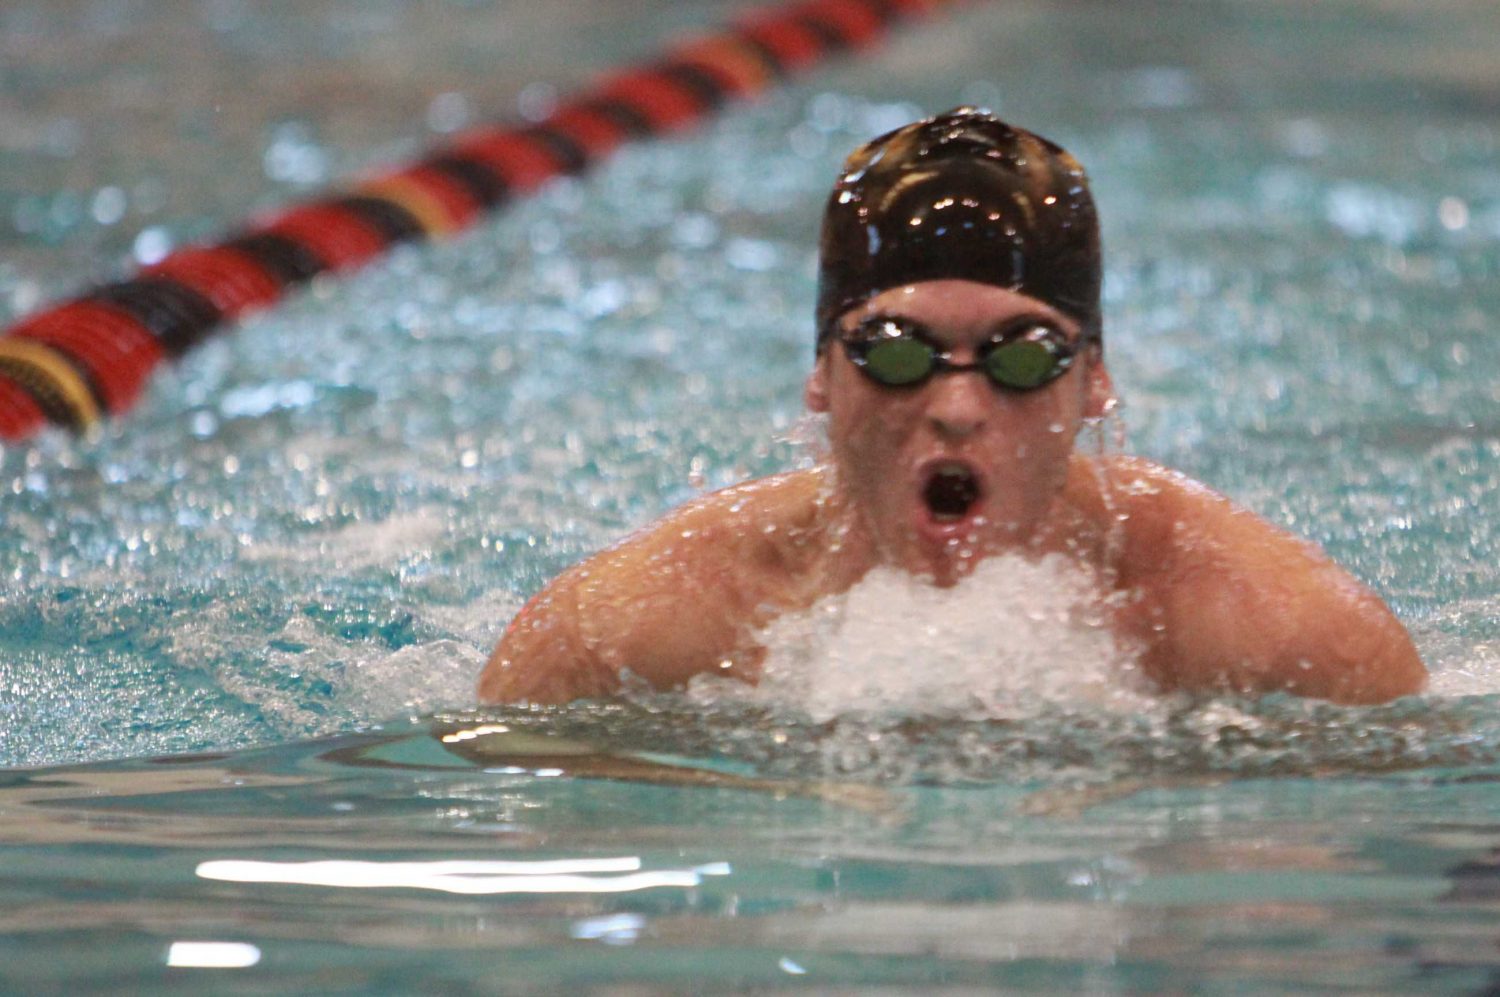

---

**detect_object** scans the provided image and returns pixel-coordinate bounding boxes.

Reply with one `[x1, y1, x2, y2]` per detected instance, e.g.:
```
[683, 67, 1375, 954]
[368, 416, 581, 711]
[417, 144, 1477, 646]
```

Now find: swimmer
[477, 107, 1425, 707]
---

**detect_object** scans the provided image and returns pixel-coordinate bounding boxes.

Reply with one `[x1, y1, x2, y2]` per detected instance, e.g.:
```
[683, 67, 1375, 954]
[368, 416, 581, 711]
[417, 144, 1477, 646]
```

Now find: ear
[1082, 356, 1116, 420]
[804, 350, 831, 413]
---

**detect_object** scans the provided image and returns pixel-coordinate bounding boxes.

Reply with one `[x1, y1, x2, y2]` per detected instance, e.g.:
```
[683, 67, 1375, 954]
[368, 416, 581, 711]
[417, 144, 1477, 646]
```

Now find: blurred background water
[2, 0, 1495, 768]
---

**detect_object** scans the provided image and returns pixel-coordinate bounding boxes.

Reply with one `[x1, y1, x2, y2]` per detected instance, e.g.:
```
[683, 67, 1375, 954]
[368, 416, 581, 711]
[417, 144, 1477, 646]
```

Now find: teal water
[2, 0, 1498, 990]
[6, 709, 1500, 992]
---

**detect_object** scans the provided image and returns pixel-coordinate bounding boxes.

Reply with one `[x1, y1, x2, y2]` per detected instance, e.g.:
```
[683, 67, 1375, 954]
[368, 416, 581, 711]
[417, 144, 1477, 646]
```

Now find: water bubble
[425, 91, 472, 134]
[11, 196, 46, 235]
[43, 118, 82, 157]
[90, 186, 127, 225]
[807, 92, 851, 132]
[725, 238, 779, 272]
[132, 226, 172, 264]
[1281, 118, 1329, 159]
[671, 213, 718, 249]
[1120, 66, 1200, 109]
[517, 82, 558, 122]
[263, 122, 328, 185]
[188, 410, 218, 438]
[787, 124, 826, 159]
[529, 220, 562, 255]
[47, 190, 83, 230]
[1438, 196, 1469, 231]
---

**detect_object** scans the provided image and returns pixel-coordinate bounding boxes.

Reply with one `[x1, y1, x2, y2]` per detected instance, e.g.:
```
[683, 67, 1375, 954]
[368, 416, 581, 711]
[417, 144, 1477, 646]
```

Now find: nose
[924, 368, 992, 439]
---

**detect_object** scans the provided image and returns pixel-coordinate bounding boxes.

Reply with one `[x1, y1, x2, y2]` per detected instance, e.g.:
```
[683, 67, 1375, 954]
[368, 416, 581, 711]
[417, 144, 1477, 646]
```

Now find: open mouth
[922, 462, 982, 521]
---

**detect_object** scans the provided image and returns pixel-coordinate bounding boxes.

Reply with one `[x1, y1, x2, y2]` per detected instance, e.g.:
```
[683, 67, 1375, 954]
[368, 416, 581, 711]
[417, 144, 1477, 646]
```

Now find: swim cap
[815, 107, 1101, 345]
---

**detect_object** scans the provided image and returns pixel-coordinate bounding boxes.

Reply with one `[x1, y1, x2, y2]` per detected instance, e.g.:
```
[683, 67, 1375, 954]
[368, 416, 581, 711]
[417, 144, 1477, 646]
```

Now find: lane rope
[0, 0, 957, 442]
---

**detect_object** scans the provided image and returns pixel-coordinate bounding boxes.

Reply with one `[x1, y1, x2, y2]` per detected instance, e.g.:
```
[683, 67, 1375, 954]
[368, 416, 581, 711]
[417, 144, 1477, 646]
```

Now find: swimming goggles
[839, 316, 1078, 391]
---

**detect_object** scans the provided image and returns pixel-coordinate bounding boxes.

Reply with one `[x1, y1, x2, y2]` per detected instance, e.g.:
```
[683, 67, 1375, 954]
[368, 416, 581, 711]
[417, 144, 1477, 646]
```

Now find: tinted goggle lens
[984, 337, 1064, 389]
[860, 336, 934, 386]
[846, 320, 1075, 391]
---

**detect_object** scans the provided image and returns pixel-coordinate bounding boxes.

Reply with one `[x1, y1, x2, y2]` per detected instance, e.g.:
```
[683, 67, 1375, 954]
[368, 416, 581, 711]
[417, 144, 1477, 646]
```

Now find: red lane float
[0, 0, 959, 441]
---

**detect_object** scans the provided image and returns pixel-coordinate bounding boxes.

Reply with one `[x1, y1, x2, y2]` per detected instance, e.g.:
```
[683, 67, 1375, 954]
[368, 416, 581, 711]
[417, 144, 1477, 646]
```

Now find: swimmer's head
[816, 107, 1101, 347]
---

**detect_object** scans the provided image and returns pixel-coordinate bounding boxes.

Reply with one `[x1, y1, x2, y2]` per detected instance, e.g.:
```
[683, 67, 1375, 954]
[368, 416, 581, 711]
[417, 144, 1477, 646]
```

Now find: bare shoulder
[478, 468, 831, 704]
[1086, 454, 1426, 704]
[1088, 455, 1308, 567]
[587, 467, 834, 591]
[631, 466, 833, 552]
[1092, 454, 1235, 535]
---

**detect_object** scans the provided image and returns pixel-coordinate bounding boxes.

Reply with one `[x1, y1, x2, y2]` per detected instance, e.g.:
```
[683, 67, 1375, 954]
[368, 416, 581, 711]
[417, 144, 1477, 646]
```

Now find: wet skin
[804, 281, 1113, 587]
[478, 280, 1427, 707]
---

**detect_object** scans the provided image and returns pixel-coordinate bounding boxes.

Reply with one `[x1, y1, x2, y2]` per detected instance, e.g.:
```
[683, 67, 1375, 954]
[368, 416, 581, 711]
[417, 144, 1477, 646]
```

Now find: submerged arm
[1117, 460, 1426, 704]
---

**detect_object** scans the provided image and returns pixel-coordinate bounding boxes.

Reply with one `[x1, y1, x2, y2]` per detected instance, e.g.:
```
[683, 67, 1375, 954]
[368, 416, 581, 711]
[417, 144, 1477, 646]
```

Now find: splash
[688, 553, 1152, 722]
[1419, 595, 1500, 699]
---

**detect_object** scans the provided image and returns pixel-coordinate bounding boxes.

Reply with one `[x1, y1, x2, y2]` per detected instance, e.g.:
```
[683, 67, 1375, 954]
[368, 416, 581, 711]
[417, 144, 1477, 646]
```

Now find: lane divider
[0, 0, 957, 442]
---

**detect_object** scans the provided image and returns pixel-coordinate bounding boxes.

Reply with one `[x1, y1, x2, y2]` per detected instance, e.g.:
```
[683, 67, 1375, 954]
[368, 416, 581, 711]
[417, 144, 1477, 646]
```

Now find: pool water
[2, 0, 1499, 990]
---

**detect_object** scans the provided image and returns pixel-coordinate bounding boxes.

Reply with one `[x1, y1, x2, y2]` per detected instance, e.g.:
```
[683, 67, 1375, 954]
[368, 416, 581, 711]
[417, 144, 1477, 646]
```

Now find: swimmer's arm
[1117, 460, 1426, 704]
[477, 542, 748, 706]
[478, 471, 817, 705]
[477, 565, 618, 705]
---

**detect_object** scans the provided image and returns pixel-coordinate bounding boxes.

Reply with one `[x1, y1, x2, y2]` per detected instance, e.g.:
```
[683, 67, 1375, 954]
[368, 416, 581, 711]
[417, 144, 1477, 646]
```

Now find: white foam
[1417, 595, 1500, 699]
[177, 607, 484, 737]
[338, 639, 484, 718]
[690, 554, 1151, 722]
[425, 587, 525, 647]
[240, 509, 448, 569]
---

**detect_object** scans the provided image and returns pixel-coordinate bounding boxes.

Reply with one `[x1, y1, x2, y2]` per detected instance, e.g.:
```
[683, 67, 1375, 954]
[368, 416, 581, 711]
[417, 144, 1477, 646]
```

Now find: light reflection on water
[195, 856, 730, 894]
[164, 940, 262, 968]
[0, 719, 1498, 989]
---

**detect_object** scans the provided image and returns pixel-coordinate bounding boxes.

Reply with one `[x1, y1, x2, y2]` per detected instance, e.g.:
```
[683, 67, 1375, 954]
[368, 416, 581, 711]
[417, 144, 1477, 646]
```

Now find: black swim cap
[815, 107, 1101, 345]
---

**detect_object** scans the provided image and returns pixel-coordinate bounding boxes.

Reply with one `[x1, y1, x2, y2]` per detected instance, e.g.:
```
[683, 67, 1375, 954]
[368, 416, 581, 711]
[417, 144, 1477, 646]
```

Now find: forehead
[840, 279, 1077, 339]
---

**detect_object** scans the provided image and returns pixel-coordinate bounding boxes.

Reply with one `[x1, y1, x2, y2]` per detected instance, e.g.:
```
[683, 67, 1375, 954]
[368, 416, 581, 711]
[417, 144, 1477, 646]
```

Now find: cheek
[827, 406, 916, 499]
[829, 411, 882, 471]
[989, 392, 1084, 464]
[825, 372, 887, 449]
[830, 390, 909, 456]
[1030, 378, 1088, 436]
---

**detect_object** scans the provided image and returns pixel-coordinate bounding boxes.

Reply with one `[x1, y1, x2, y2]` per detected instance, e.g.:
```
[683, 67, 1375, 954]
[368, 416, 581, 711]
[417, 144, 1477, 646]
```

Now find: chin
[891, 524, 990, 587]
[903, 495, 1062, 583]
